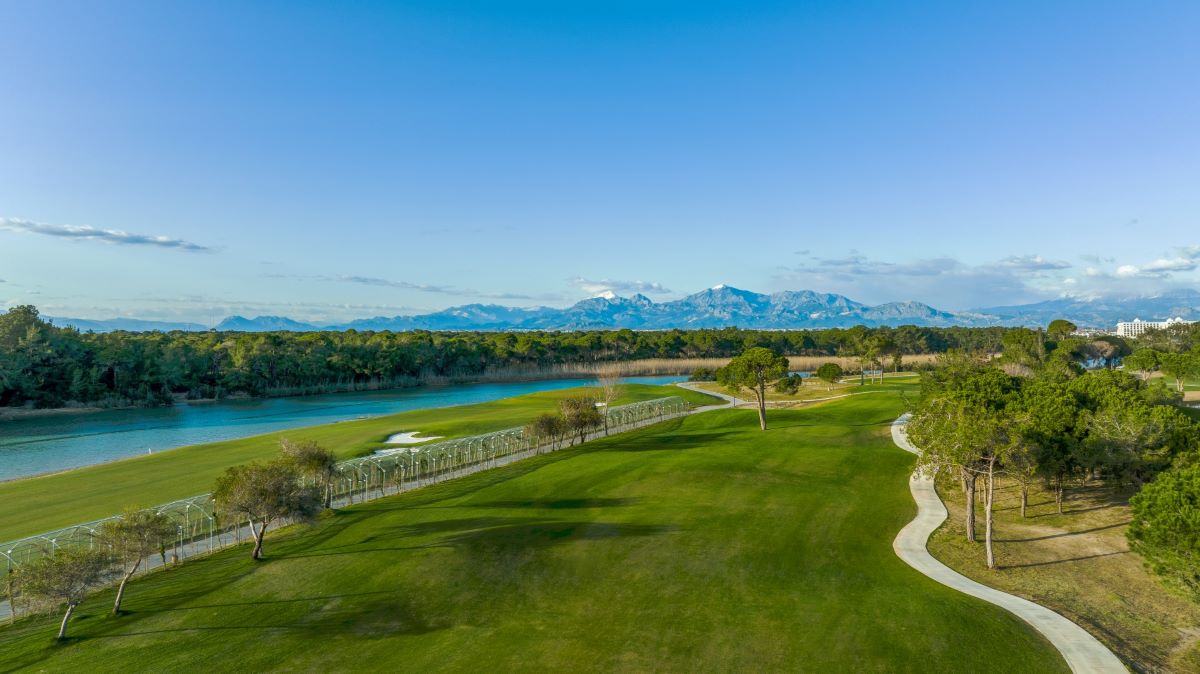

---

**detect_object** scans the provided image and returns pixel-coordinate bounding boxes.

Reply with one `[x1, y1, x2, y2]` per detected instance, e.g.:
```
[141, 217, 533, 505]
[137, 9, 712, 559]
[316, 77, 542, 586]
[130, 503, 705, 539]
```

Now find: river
[0, 376, 683, 482]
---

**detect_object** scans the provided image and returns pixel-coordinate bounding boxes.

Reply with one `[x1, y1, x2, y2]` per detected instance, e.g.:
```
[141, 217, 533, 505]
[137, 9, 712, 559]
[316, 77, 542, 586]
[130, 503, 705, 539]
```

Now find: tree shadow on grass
[608, 431, 738, 452]
[90, 589, 450, 641]
[993, 520, 1130, 543]
[1001, 550, 1128, 569]
[285, 515, 675, 560]
[443, 520, 675, 552]
[453, 497, 640, 510]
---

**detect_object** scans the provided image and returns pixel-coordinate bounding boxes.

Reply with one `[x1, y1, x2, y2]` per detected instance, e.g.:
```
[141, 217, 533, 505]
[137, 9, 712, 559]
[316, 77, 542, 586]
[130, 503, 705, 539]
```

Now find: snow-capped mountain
[973, 288, 1200, 328]
[49, 285, 1200, 332]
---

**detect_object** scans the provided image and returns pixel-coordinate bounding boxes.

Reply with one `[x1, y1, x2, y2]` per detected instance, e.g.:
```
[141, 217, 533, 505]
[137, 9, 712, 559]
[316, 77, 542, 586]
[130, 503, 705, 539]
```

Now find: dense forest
[0, 305, 1013, 409]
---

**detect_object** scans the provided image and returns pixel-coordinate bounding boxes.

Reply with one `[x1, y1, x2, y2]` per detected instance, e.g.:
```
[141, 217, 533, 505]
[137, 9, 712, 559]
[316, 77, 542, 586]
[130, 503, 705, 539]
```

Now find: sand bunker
[385, 431, 442, 445]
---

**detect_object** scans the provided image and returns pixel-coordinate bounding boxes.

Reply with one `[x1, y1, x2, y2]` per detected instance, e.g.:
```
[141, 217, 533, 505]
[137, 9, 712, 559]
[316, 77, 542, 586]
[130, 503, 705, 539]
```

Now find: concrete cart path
[675, 382, 744, 410]
[891, 414, 1127, 674]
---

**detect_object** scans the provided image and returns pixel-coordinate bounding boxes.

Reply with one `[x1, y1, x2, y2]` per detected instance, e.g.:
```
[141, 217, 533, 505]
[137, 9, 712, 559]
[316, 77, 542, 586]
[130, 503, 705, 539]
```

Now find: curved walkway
[675, 382, 745, 410]
[891, 414, 1127, 673]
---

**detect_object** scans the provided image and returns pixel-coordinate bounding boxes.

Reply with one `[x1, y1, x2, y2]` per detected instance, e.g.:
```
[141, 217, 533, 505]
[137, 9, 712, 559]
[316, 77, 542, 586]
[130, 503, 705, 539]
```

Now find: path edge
[890, 414, 1127, 674]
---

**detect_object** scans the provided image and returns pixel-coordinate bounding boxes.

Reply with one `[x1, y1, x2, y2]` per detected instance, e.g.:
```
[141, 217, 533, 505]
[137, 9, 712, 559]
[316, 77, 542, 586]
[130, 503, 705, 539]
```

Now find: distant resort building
[1115, 317, 1192, 338]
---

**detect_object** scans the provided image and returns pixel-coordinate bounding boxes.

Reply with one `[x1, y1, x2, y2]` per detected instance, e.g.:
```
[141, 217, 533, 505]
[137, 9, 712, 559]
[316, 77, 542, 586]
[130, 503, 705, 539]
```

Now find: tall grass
[471, 354, 942, 380]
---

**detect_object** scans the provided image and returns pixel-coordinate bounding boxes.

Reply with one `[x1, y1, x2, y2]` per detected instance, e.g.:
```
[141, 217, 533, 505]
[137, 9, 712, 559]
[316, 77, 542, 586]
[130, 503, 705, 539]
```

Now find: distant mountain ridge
[45, 285, 1200, 333]
[973, 288, 1200, 328]
[332, 285, 965, 331]
[47, 317, 208, 332]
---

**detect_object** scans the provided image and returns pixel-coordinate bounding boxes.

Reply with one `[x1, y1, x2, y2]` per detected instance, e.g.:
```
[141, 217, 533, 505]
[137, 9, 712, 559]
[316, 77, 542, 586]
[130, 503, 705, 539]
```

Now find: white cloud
[266, 273, 563, 302]
[569, 277, 672, 297]
[999, 255, 1072, 271]
[0, 217, 211, 252]
[775, 253, 1049, 309]
[1143, 257, 1197, 273]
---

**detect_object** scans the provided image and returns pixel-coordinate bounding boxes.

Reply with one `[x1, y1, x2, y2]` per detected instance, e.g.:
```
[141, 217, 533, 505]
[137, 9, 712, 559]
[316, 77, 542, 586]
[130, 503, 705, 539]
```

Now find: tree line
[908, 327, 1200, 601]
[0, 305, 1011, 409]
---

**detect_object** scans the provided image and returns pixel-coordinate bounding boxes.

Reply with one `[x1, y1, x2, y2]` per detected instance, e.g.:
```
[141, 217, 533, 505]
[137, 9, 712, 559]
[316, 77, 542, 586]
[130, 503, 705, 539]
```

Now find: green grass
[0, 384, 717, 543]
[693, 376, 920, 403]
[0, 392, 1065, 672]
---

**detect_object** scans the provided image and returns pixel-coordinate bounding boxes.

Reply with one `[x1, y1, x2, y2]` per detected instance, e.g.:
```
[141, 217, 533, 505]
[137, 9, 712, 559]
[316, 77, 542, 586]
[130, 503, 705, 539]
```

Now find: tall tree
[1046, 319, 1078, 343]
[1123, 348, 1159, 380]
[716, 347, 789, 430]
[1158, 351, 1199, 392]
[1128, 461, 1200, 601]
[213, 461, 321, 560]
[97, 508, 174, 615]
[910, 395, 1015, 568]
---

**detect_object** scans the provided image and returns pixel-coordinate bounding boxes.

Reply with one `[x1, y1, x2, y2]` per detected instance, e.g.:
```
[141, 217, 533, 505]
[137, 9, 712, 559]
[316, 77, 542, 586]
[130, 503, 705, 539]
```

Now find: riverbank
[0, 377, 688, 483]
[0, 383, 721, 542]
[0, 354, 946, 420]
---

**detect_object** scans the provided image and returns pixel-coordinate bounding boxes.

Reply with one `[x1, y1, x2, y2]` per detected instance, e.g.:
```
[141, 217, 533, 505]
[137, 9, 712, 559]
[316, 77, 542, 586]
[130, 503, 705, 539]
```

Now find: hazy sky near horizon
[2, 1, 1198, 323]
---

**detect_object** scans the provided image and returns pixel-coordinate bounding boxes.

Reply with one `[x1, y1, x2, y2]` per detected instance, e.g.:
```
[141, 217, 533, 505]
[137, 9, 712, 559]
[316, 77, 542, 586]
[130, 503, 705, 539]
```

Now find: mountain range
[44, 285, 1200, 333]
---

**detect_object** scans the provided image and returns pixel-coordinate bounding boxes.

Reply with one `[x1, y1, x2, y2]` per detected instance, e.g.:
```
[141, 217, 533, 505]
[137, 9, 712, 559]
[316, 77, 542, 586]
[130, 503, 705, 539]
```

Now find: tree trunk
[985, 459, 996, 569]
[1055, 476, 1064, 514]
[1020, 485, 1028, 519]
[58, 603, 76, 640]
[249, 518, 266, 560]
[6, 571, 15, 625]
[756, 383, 767, 431]
[113, 560, 141, 615]
[965, 472, 977, 542]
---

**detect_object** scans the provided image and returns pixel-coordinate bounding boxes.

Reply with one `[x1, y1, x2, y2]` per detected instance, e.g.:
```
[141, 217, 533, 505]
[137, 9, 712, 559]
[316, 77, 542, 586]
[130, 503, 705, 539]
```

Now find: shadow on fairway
[454, 497, 640, 509]
[91, 590, 449, 640]
[609, 431, 739, 452]
[286, 515, 675, 560]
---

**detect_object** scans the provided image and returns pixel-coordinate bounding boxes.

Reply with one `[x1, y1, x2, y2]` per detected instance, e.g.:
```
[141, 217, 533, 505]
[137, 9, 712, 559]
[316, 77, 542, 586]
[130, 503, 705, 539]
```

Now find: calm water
[0, 376, 683, 481]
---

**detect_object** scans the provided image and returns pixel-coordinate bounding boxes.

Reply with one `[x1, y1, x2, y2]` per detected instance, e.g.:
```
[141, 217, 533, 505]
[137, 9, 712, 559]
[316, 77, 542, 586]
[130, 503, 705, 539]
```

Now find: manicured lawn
[0, 384, 717, 543]
[693, 376, 920, 403]
[0, 393, 1065, 672]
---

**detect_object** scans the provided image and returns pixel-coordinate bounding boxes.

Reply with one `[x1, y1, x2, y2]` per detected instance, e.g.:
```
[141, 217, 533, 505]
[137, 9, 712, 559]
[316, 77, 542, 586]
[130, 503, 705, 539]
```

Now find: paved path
[675, 382, 744, 410]
[890, 414, 1127, 674]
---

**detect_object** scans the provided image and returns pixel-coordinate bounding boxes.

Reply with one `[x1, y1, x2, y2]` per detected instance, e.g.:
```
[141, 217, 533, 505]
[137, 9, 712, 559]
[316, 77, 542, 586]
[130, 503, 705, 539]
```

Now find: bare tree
[213, 460, 321, 560]
[280, 438, 339, 508]
[98, 508, 173, 615]
[560, 396, 604, 445]
[17, 548, 110, 640]
[526, 413, 567, 453]
[596, 366, 623, 435]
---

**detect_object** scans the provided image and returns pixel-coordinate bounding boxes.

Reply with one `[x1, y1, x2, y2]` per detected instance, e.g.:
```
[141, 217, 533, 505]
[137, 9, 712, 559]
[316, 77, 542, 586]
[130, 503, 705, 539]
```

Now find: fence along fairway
[0, 383, 719, 544]
[0, 396, 691, 623]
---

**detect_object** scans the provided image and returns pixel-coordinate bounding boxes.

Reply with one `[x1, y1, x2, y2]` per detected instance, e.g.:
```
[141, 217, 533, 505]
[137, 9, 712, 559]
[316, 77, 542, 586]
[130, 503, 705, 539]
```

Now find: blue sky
[1, 1, 1198, 322]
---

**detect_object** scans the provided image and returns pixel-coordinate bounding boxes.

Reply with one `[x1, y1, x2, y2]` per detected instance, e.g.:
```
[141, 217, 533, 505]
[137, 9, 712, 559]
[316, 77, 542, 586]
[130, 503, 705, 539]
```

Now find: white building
[1115, 317, 1192, 338]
